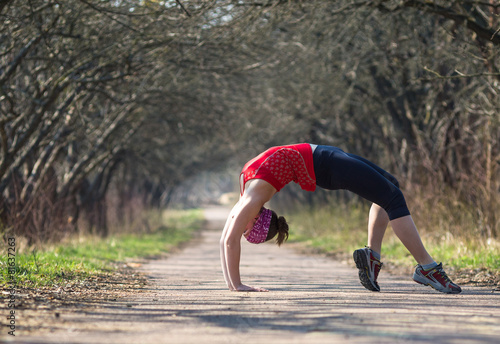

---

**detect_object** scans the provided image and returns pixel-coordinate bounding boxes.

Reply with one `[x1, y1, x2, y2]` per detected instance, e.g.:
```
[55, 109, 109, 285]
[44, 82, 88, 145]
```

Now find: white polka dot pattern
[243, 148, 316, 191]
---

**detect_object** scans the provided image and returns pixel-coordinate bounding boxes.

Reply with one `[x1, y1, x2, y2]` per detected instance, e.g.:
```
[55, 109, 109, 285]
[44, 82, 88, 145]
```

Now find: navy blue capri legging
[312, 145, 410, 220]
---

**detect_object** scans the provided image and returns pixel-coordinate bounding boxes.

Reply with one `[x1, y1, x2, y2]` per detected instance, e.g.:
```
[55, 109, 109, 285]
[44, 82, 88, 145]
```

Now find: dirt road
[6, 206, 500, 343]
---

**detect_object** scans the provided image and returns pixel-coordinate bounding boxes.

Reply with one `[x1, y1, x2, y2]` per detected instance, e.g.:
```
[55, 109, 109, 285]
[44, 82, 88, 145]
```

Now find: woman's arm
[219, 204, 239, 290]
[219, 179, 276, 291]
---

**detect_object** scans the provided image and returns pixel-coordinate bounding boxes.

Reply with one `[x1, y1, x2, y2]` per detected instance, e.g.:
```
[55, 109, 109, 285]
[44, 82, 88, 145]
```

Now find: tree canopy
[1, 0, 498, 242]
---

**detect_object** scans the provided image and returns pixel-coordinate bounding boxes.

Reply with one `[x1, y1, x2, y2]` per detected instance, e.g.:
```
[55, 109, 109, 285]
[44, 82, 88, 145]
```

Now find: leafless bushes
[1, 1, 498, 242]
[254, 1, 499, 239]
[0, 0, 240, 243]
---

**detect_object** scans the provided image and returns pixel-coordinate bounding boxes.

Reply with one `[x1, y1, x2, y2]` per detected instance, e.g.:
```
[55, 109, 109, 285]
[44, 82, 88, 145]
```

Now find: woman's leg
[313, 146, 461, 293]
[390, 215, 434, 265]
[350, 155, 433, 263]
[367, 203, 389, 254]
[368, 204, 433, 265]
[314, 146, 431, 261]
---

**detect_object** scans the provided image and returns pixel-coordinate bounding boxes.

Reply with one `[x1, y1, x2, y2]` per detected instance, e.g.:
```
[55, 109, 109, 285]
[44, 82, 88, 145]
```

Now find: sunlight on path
[10, 206, 500, 344]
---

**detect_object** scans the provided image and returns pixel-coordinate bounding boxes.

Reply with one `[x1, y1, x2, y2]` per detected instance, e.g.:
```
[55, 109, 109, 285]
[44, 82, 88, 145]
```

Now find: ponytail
[266, 211, 289, 246]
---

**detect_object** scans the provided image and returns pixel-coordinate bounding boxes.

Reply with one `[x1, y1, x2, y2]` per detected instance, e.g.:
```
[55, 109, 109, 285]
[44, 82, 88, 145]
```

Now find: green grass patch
[284, 204, 500, 273]
[1, 209, 204, 288]
[425, 239, 500, 271]
[286, 204, 368, 255]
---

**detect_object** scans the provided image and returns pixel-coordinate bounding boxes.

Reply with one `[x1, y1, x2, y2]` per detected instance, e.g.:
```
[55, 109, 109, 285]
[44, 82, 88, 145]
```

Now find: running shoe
[353, 247, 383, 292]
[413, 263, 462, 294]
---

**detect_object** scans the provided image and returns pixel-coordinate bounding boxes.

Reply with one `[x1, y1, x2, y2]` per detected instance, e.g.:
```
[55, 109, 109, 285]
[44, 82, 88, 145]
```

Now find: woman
[219, 143, 461, 294]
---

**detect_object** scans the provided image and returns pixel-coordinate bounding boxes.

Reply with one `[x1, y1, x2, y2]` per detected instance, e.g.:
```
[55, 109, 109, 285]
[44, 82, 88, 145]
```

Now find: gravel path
[7, 206, 500, 344]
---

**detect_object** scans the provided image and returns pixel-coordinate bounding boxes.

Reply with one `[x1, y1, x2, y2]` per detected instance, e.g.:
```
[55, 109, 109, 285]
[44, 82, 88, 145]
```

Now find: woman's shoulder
[242, 179, 277, 202]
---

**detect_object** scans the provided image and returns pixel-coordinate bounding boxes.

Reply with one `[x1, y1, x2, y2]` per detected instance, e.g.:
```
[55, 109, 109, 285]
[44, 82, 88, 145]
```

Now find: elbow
[220, 236, 232, 250]
[221, 236, 239, 250]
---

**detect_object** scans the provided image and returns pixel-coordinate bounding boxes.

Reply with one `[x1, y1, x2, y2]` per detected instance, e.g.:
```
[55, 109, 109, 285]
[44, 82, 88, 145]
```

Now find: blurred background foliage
[0, 0, 498, 244]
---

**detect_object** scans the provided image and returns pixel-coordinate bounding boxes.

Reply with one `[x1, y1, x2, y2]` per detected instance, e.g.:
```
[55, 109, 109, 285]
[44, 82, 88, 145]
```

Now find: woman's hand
[234, 284, 268, 292]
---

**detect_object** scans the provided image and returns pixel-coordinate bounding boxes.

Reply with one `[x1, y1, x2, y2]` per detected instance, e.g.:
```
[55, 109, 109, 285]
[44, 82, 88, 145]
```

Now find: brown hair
[265, 210, 289, 246]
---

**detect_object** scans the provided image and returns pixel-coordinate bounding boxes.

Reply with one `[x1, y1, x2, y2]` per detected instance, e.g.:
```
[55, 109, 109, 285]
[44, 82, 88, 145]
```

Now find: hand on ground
[235, 284, 268, 292]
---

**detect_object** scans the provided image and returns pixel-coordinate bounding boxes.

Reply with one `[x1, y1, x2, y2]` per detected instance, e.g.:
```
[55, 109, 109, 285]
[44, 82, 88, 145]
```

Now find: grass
[286, 204, 368, 255]
[284, 203, 500, 275]
[1, 209, 204, 288]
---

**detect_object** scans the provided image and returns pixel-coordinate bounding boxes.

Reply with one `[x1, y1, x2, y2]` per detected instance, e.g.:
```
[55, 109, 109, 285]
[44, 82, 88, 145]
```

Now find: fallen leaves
[0, 260, 149, 334]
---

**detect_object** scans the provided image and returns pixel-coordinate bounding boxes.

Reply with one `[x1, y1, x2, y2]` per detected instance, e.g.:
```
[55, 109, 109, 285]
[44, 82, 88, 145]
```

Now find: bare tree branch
[176, 0, 191, 17]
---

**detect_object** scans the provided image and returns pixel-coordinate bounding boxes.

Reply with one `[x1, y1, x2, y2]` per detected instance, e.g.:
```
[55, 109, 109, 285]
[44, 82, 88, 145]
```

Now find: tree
[1, 0, 498, 242]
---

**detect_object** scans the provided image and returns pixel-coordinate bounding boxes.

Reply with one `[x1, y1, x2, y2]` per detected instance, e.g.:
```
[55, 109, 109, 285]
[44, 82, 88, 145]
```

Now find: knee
[385, 189, 410, 220]
[385, 173, 400, 188]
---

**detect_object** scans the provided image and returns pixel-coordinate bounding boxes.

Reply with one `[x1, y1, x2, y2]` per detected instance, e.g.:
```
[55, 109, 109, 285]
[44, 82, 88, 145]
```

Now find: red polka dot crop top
[240, 143, 317, 195]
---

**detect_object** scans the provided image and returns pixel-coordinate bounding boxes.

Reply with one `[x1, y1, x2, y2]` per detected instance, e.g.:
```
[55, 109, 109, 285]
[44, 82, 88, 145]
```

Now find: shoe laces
[424, 264, 453, 284]
[435, 266, 453, 284]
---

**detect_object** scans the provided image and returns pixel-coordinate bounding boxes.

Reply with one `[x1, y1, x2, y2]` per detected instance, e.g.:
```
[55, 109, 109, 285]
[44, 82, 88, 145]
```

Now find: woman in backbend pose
[220, 143, 461, 294]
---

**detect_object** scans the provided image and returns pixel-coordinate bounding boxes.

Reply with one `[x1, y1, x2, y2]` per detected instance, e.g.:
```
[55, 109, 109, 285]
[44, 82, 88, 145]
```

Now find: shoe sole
[353, 249, 380, 292]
